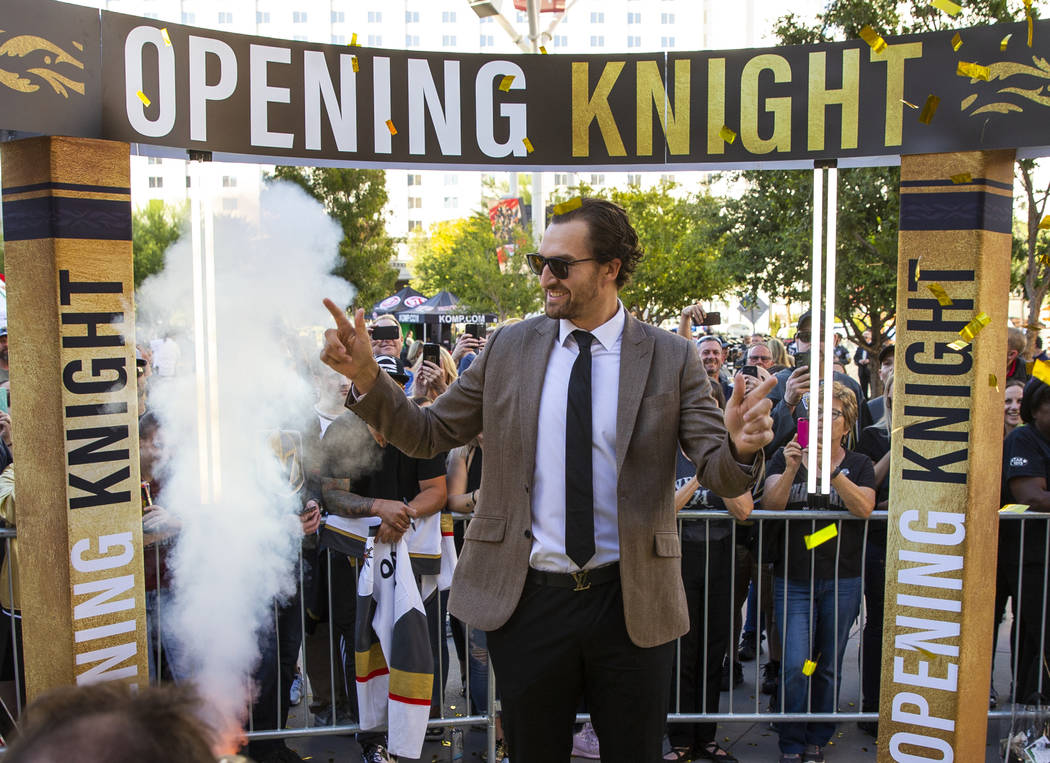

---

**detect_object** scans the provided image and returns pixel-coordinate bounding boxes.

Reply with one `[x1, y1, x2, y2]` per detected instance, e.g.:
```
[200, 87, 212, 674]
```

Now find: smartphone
[700, 311, 721, 326]
[371, 324, 400, 340]
[423, 342, 441, 366]
[797, 418, 810, 449]
[740, 365, 760, 378]
[465, 324, 484, 338]
[794, 350, 811, 371]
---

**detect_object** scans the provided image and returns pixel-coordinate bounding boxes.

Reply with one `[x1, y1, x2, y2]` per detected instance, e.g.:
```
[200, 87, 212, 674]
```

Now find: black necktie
[566, 330, 595, 568]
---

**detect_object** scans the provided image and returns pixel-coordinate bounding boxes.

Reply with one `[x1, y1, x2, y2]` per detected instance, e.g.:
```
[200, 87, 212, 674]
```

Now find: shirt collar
[558, 301, 625, 351]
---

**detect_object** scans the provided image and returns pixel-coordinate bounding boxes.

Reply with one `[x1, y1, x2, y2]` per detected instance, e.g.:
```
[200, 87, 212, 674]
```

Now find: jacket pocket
[653, 531, 681, 558]
[464, 515, 506, 542]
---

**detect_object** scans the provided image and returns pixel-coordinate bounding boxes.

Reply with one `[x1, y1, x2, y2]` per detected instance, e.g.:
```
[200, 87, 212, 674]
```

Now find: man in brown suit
[320, 199, 775, 763]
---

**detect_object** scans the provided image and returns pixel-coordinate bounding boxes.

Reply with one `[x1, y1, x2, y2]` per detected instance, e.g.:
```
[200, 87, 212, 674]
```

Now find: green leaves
[132, 200, 185, 288]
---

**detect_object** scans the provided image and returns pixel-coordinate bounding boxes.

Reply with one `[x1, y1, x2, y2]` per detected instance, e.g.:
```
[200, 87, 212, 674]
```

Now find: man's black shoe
[761, 660, 779, 696]
[738, 634, 757, 662]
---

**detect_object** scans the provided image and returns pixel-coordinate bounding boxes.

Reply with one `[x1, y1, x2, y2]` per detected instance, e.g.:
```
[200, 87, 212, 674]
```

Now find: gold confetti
[915, 257, 922, 280]
[902, 98, 919, 109]
[916, 646, 937, 660]
[553, 197, 583, 215]
[950, 172, 972, 184]
[804, 524, 838, 550]
[947, 339, 970, 351]
[990, 373, 999, 390]
[802, 659, 817, 676]
[137, 90, 151, 107]
[958, 311, 990, 342]
[926, 283, 953, 306]
[932, 0, 962, 16]
[386, 119, 397, 135]
[351, 32, 359, 46]
[919, 94, 940, 124]
[161, 28, 171, 46]
[1001, 503, 1030, 513]
[957, 61, 990, 81]
[539, 46, 548, 54]
[1039, 216, 1050, 230]
[351, 56, 359, 73]
[719, 125, 737, 144]
[1033, 359, 1050, 385]
[1001, 33, 1012, 51]
[859, 25, 887, 54]
[498, 75, 515, 92]
[523, 137, 534, 153]
[951, 32, 963, 51]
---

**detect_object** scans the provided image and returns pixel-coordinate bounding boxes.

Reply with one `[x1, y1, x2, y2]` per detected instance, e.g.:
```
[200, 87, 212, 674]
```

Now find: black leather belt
[525, 562, 620, 592]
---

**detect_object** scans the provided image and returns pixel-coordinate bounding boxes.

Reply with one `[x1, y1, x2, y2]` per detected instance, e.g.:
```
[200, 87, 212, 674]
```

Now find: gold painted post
[0, 136, 148, 699]
[878, 150, 1014, 761]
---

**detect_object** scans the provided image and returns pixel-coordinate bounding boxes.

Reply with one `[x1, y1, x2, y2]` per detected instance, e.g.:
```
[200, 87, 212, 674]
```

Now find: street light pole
[526, 0, 544, 245]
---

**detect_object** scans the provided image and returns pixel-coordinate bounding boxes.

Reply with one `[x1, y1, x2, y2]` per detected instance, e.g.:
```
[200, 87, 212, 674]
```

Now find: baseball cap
[375, 354, 410, 384]
[878, 343, 895, 364]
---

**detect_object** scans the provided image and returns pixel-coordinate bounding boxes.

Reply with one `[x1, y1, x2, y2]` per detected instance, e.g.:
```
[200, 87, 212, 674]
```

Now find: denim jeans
[773, 575, 862, 755]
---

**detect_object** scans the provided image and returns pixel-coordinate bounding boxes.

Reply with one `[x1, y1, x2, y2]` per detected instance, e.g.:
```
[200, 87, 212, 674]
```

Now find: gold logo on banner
[962, 56, 1050, 116]
[0, 31, 85, 97]
[267, 430, 306, 497]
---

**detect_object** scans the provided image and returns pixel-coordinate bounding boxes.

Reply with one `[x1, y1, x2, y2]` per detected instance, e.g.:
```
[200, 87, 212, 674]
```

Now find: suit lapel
[616, 314, 654, 473]
[519, 318, 558, 484]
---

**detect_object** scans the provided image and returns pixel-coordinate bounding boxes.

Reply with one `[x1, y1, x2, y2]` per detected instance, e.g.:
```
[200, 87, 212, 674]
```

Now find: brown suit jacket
[351, 313, 760, 647]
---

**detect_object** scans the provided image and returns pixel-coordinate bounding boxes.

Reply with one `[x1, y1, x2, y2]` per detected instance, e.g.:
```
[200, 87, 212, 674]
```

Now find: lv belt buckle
[571, 569, 591, 592]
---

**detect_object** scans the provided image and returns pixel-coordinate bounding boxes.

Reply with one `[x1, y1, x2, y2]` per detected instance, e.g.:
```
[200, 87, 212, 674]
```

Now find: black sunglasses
[525, 253, 599, 280]
[796, 330, 812, 343]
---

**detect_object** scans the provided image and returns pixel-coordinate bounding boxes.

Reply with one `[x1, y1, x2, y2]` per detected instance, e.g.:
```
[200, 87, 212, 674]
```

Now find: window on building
[661, 36, 675, 47]
[293, 11, 307, 23]
[257, 11, 270, 23]
[661, 12, 675, 23]
[294, 35, 307, 41]
[444, 174, 459, 185]
[186, 176, 192, 188]
[408, 174, 422, 186]
[332, 11, 345, 23]
[408, 220, 423, 232]
[516, 12, 527, 23]
[405, 11, 419, 22]
[444, 196, 459, 209]
[368, 11, 382, 23]
[144, 12, 159, 19]
[222, 176, 237, 188]
[590, 11, 605, 22]
[627, 12, 641, 23]
[627, 35, 641, 48]
[147, 156, 163, 165]
[442, 11, 457, 22]
[408, 197, 423, 209]
[181, 11, 195, 24]
[553, 173, 569, 185]
[405, 35, 420, 46]
[442, 35, 456, 46]
[589, 174, 605, 185]
[149, 176, 163, 188]
[332, 34, 346, 44]
[590, 35, 604, 47]
[480, 16, 493, 24]
[627, 174, 641, 186]
[480, 35, 495, 47]
[552, 35, 568, 47]
[368, 34, 382, 45]
[218, 11, 233, 24]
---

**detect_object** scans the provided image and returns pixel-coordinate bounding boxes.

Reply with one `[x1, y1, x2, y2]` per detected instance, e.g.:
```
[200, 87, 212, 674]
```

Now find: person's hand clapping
[724, 373, 775, 460]
[321, 300, 381, 395]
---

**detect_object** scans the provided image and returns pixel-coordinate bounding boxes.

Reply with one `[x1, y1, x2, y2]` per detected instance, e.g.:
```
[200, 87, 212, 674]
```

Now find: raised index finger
[323, 298, 353, 331]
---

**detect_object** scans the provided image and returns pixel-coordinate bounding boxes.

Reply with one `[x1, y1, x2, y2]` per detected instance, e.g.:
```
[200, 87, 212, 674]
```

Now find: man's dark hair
[550, 197, 643, 288]
[1021, 376, 1050, 426]
[5, 683, 215, 763]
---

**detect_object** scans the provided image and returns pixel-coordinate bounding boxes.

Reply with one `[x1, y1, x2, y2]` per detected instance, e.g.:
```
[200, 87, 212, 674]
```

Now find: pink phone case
[797, 418, 809, 449]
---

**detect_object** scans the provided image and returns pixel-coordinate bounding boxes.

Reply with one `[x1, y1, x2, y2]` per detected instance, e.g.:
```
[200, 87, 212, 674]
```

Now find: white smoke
[135, 179, 356, 747]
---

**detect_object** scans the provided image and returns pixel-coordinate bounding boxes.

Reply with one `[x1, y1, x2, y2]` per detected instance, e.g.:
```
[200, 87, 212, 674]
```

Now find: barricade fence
[1, 513, 1048, 759]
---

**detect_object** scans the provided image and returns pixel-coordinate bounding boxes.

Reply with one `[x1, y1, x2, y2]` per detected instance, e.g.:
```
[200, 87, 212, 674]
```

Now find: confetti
[553, 197, 583, 215]
[990, 373, 999, 390]
[1001, 33, 1012, 51]
[351, 32, 359, 46]
[950, 172, 972, 184]
[859, 25, 887, 54]
[523, 137, 534, 153]
[719, 125, 737, 144]
[1039, 216, 1050, 230]
[958, 311, 990, 342]
[498, 75, 515, 91]
[957, 61, 990, 81]
[926, 283, 953, 306]
[804, 523, 838, 550]
[951, 32, 963, 51]
[137, 90, 151, 107]
[932, 0, 962, 16]
[1026, 0, 1034, 47]
[539, 46, 548, 54]
[161, 28, 171, 46]
[1001, 503, 1030, 513]
[915, 257, 922, 279]
[947, 339, 970, 351]
[351, 55, 359, 73]
[386, 119, 397, 135]
[919, 94, 940, 124]
[902, 99, 919, 109]
[802, 659, 817, 676]
[1033, 359, 1050, 385]
[916, 646, 937, 660]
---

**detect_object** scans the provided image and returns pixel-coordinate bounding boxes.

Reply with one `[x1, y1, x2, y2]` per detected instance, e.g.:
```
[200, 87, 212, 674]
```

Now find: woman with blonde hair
[767, 337, 793, 373]
[413, 345, 458, 402]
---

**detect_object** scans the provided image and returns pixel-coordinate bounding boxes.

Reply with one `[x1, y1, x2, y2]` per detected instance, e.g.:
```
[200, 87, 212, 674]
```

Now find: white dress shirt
[529, 304, 624, 572]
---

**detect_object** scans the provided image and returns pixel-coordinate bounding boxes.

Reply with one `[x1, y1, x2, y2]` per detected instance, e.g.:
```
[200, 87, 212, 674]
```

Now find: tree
[132, 200, 185, 288]
[270, 166, 399, 309]
[410, 215, 541, 320]
[551, 182, 741, 325]
[1016, 159, 1050, 356]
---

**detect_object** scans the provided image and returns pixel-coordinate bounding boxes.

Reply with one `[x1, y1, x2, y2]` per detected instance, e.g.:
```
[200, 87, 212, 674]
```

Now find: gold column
[878, 150, 1014, 760]
[1, 136, 148, 698]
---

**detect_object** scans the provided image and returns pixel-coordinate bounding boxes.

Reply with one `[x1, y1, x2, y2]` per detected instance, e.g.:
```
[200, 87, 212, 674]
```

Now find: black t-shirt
[855, 425, 890, 547]
[766, 447, 876, 581]
[1001, 424, 1050, 566]
[676, 450, 731, 544]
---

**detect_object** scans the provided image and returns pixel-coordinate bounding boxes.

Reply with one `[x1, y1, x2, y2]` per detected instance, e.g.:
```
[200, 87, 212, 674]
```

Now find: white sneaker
[571, 722, 600, 759]
[289, 670, 303, 706]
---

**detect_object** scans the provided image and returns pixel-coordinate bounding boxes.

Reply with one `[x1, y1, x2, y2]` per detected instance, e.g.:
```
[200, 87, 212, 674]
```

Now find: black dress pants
[487, 575, 674, 763]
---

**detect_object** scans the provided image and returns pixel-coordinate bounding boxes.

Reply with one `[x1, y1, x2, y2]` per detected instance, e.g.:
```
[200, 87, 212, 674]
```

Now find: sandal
[696, 741, 738, 762]
[663, 744, 693, 761]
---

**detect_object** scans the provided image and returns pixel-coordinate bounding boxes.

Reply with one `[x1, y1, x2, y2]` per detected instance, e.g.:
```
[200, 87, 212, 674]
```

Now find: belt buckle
[571, 570, 591, 592]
